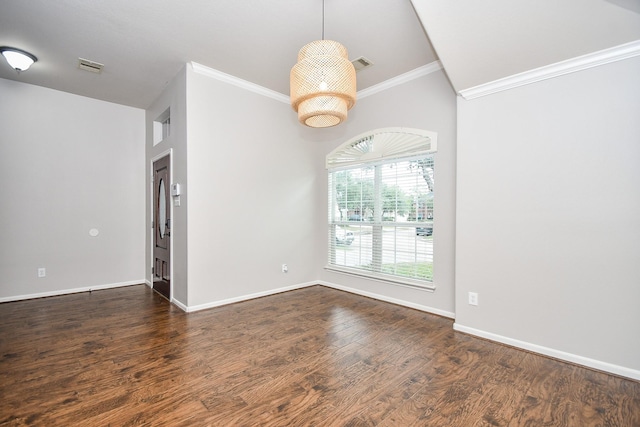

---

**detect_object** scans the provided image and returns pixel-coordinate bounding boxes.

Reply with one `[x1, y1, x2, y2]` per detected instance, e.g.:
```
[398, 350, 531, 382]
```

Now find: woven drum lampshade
[290, 40, 356, 128]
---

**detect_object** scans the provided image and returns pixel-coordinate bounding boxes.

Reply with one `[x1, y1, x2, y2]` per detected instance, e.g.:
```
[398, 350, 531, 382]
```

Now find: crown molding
[459, 40, 640, 100]
[357, 61, 443, 100]
[191, 60, 445, 105]
[190, 62, 291, 104]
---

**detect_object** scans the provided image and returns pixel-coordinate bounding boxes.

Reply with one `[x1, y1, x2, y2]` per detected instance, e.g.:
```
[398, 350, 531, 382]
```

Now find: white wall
[455, 56, 640, 377]
[184, 65, 320, 308]
[0, 78, 145, 300]
[316, 69, 458, 317]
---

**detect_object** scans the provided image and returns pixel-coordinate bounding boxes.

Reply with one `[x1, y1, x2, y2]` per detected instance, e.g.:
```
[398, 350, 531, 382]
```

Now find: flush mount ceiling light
[0, 46, 37, 72]
[290, 0, 356, 128]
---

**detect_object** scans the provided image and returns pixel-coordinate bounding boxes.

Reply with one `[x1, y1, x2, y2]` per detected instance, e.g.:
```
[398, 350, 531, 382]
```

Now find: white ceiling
[2, 1, 639, 110]
[0, 0, 438, 109]
[411, 0, 640, 92]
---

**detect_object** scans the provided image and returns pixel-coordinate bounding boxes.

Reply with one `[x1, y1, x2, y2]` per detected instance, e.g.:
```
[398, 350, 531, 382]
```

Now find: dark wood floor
[0, 285, 638, 426]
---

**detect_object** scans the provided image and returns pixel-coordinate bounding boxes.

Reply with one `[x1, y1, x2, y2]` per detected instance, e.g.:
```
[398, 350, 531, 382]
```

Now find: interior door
[153, 155, 171, 300]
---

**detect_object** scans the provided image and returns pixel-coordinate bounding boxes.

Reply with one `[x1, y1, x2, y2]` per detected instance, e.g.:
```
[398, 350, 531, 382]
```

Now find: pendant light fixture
[0, 47, 37, 72]
[290, 0, 356, 128]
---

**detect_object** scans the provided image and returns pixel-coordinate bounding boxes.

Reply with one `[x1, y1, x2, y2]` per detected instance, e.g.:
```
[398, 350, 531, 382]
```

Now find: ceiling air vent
[78, 58, 104, 74]
[351, 56, 373, 72]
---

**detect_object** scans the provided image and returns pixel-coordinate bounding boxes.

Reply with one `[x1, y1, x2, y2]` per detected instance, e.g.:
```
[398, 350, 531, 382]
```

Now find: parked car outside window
[416, 224, 433, 236]
[336, 227, 354, 245]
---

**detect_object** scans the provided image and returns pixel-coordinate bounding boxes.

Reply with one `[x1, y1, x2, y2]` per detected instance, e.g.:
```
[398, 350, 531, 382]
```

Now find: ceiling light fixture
[290, 0, 356, 128]
[0, 46, 37, 72]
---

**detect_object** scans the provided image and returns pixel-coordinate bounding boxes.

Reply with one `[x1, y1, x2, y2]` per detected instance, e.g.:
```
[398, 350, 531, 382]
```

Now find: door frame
[150, 148, 173, 301]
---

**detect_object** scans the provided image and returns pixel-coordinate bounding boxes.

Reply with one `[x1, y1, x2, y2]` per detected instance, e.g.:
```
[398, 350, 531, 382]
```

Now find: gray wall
[316, 69, 458, 317]
[0, 78, 145, 300]
[146, 65, 458, 316]
[4, 52, 638, 379]
[184, 64, 320, 308]
[455, 56, 640, 374]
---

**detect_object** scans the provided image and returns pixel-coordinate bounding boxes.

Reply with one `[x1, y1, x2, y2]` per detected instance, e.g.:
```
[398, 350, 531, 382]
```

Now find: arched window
[326, 128, 437, 289]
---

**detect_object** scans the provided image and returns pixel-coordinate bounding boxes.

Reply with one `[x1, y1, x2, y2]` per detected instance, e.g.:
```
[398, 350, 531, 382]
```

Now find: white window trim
[326, 127, 437, 169]
[327, 127, 438, 290]
[324, 265, 436, 292]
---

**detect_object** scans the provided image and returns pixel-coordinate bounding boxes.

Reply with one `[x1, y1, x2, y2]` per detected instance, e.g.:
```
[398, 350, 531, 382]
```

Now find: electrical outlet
[282, 264, 288, 273]
[468, 292, 478, 306]
[38, 268, 46, 278]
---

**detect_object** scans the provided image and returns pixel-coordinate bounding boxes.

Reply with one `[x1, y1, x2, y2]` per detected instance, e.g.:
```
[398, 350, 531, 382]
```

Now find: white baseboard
[144, 279, 187, 311]
[171, 298, 188, 312]
[0, 280, 145, 303]
[179, 279, 455, 318]
[453, 323, 640, 381]
[170, 280, 456, 320]
[7, 279, 635, 381]
[182, 281, 318, 313]
[318, 280, 455, 319]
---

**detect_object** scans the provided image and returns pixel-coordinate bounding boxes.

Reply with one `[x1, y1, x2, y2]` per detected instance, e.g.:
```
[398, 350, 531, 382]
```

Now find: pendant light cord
[322, 0, 325, 40]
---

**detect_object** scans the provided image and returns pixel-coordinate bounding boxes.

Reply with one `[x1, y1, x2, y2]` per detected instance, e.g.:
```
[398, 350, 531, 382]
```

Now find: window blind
[328, 156, 435, 287]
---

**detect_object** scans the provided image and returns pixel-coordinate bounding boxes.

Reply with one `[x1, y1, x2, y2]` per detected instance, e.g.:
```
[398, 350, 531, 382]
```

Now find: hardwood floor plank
[1, 284, 638, 426]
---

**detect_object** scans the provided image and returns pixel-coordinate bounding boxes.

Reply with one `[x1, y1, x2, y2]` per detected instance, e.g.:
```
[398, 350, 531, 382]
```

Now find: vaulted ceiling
[411, 0, 640, 93]
[1, 0, 638, 110]
[0, 0, 436, 108]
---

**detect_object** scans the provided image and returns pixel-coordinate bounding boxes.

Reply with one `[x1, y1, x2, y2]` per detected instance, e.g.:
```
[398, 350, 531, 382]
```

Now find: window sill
[324, 265, 436, 292]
